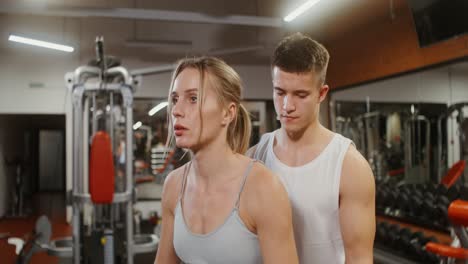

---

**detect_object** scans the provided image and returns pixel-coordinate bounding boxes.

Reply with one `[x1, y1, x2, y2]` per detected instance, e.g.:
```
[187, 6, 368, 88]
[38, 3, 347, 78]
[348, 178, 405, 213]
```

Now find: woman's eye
[190, 96, 198, 103]
[171, 97, 178, 104]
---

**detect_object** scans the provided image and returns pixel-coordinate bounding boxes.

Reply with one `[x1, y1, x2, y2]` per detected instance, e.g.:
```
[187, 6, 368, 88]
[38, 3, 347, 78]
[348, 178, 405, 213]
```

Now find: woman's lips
[174, 124, 188, 136]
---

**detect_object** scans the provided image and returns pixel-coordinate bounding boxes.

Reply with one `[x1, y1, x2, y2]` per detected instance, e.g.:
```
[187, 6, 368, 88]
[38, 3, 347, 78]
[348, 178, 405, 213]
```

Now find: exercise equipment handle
[95, 36, 107, 72]
[426, 242, 468, 259]
[448, 200, 468, 226]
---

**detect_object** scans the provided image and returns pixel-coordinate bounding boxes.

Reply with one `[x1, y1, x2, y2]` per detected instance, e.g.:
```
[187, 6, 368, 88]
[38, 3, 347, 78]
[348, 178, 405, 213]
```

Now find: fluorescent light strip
[148, 102, 169, 116]
[133, 121, 142, 130]
[8, 34, 74, 52]
[284, 0, 321, 22]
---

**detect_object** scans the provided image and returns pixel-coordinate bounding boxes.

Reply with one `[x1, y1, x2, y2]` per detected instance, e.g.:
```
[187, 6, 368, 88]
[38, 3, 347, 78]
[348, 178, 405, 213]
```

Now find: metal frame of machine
[45, 37, 158, 264]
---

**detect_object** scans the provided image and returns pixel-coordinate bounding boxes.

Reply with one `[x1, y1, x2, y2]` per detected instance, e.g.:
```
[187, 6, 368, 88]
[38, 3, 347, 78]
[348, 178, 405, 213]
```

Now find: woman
[154, 57, 298, 264]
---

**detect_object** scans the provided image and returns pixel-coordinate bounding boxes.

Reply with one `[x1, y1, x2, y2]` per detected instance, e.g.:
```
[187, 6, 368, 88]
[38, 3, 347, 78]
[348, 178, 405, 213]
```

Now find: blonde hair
[166, 57, 251, 154]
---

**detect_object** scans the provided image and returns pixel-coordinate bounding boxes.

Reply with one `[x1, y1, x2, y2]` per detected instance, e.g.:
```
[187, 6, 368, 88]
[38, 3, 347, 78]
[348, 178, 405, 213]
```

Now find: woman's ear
[221, 102, 237, 126]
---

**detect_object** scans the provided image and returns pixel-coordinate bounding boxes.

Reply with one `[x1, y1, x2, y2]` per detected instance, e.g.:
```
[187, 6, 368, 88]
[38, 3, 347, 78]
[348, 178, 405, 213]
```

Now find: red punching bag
[89, 131, 115, 204]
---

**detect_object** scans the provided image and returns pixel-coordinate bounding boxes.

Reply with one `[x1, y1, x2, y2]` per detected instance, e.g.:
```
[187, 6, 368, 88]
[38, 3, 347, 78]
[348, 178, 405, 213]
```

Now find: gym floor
[0, 192, 71, 264]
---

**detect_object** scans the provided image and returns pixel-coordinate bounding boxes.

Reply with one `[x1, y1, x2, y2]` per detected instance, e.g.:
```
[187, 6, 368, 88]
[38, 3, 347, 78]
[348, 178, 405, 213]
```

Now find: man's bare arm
[340, 146, 376, 264]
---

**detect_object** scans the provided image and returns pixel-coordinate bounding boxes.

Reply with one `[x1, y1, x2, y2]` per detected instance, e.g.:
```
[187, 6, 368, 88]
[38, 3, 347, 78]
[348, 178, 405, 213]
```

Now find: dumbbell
[421, 236, 440, 263]
[386, 224, 402, 249]
[398, 192, 412, 217]
[434, 196, 450, 227]
[397, 227, 413, 253]
[445, 185, 460, 201]
[379, 186, 397, 213]
[436, 184, 448, 196]
[421, 191, 438, 220]
[376, 222, 389, 242]
[386, 189, 400, 213]
[413, 185, 425, 207]
[460, 186, 468, 200]
[411, 194, 425, 220]
[407, 232, 439, 263]
[424, 183, 438, 194]
[408, 231, 428, 261]
[376, 185, 388, 210]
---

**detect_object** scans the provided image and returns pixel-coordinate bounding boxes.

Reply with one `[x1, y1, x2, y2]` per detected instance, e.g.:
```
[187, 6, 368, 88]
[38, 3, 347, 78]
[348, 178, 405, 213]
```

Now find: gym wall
[326, 0, 468, 89]
[331, 61, 468, 104]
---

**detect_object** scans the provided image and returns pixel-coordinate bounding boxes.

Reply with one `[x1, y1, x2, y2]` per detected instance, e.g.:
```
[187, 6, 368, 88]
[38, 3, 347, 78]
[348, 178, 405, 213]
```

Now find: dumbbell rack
[375, 215, 451, 263]
[374, 179, 466, 263]
[378, 182, 467, 230]
[374, 247, 421, 264]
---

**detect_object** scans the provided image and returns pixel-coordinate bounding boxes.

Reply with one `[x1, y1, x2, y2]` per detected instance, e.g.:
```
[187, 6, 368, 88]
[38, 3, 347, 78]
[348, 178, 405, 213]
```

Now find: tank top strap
[178, 161, 191, 201]
[235, 160, 256, 209]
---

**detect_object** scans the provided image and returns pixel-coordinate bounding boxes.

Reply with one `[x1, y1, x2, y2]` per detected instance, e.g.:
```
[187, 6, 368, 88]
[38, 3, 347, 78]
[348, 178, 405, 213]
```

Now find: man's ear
[221, 102, 237, 126]
[318, 84, 330, 103]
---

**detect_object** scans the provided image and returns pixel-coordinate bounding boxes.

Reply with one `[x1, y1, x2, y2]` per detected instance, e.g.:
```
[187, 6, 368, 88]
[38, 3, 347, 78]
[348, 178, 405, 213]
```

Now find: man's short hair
[273, 32, 330, 84]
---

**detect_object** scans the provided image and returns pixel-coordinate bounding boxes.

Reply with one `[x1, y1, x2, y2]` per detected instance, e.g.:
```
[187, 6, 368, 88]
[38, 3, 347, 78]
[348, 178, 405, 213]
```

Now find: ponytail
[228, 103, 251, 154]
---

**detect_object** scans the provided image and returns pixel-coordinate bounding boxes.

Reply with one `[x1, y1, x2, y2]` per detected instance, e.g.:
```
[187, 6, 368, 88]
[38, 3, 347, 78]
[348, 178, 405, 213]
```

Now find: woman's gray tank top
[173, 160, 263, 264]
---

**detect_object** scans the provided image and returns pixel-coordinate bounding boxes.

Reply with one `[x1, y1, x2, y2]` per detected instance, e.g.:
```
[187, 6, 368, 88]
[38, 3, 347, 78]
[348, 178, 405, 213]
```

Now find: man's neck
[277, 120, 330, 148]
[273, 120, 335, 167]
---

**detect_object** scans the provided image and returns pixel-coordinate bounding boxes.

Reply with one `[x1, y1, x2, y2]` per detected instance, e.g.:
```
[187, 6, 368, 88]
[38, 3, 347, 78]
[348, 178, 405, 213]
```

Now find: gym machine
[335, 111, 387, 179]
[403, 112, 431, 184]
[338, 110, 399, 181]
[43, 37, 157, 263]
[437, 102, 468, 185]
[4, 157, 27, 218]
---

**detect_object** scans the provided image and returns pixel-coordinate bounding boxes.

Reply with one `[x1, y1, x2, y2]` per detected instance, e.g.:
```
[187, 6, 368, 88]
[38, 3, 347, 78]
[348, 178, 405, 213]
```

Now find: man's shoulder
[258, 130, 275, 144]
[340, 146, 374, 195]
[246, 130, 276, 159]
[342, 145, 368, 170]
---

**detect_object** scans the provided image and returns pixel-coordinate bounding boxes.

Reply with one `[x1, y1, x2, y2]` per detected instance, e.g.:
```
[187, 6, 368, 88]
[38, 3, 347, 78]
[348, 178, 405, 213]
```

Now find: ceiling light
[284, 0, 322, 22]
[8, 34, 74, 52]
[133, 121, 142, 130]
[148, 102, 169, 116]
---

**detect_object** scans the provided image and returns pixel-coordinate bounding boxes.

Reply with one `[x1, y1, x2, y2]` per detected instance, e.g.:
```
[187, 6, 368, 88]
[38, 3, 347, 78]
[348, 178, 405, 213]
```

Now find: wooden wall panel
[326, 0, 468, 89]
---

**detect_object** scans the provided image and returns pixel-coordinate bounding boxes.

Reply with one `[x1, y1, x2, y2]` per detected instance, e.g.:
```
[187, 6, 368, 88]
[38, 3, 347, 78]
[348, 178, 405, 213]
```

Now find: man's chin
[282, 123, 299, 133]
[282, 122, 309, 135]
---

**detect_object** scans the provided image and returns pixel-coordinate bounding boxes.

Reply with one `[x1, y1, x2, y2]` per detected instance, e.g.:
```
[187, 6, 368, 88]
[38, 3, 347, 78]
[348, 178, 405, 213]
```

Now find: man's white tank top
[253, 130, 352, 264]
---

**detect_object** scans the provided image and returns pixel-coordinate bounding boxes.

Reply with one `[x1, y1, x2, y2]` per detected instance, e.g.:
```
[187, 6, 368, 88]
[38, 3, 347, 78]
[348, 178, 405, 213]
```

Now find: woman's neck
[190, 139, 240, 188]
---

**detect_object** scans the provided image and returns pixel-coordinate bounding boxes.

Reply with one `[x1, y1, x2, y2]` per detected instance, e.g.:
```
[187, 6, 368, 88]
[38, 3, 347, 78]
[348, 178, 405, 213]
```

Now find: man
[247, 33, 375, 263]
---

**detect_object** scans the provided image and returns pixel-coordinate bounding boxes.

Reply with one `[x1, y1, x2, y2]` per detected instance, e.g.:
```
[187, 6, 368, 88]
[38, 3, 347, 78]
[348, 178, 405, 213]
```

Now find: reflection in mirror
[330, 60, 468, 262]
